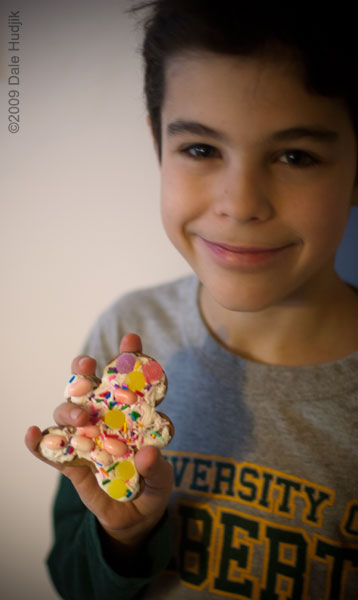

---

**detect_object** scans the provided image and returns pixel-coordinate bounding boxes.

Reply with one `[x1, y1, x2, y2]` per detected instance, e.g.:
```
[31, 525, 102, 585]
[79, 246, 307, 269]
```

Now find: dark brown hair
[132, 0, 358, 158]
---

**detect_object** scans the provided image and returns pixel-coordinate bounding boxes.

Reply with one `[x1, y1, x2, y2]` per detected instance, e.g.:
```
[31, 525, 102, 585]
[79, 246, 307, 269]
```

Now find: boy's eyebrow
[166, 120, 227, 141]
[166, 120, 340, 144]
[269, 127, 339, 143]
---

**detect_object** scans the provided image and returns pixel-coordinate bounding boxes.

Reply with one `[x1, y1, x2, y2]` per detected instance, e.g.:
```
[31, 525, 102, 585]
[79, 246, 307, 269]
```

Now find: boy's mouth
[198, 237, 295, 269]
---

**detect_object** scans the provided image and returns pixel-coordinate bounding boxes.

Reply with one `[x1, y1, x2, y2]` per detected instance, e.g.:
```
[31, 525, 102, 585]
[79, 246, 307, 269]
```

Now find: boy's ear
[146, 115, 160, 159]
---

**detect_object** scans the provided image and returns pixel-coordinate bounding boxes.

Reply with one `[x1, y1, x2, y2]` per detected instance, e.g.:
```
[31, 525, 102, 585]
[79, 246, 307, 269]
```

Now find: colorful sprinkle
[107, 461, 119, 473]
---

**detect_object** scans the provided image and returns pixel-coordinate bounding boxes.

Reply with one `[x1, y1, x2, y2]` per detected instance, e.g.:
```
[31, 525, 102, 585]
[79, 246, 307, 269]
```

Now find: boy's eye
[279, 150, 319, 167]
[181, 144, 220, 159]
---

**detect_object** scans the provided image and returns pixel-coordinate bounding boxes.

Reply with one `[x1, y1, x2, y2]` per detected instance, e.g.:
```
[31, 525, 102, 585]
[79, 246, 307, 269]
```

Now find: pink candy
[42, 434, 67, 450]
[114, 388, 137, 405]
[116, 353, 136, 374]
[76, 425, 101, 438]
[68, 378, 93, 397]
[142, 360, 163, 383]
[71, 435, 95, 452]
[103, 438, 127, 457]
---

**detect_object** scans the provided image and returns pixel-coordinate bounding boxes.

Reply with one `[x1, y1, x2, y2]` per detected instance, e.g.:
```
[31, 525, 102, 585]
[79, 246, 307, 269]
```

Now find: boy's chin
[200, 281, 281, 315]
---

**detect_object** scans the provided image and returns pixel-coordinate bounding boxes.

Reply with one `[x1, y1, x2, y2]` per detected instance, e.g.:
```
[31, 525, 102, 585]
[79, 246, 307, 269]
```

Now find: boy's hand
[25, 334, 173, 549]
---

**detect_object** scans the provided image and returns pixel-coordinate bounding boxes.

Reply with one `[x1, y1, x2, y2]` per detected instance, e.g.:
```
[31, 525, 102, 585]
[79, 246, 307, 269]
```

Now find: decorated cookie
[39, 352, 173, 502]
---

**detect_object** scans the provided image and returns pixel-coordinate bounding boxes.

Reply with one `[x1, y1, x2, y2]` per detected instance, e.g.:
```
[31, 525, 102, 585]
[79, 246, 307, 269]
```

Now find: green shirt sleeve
[46, 475, 171, 600]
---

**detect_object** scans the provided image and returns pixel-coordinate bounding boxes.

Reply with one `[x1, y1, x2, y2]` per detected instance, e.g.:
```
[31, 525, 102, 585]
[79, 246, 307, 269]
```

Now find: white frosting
[40, 428, 75, 463]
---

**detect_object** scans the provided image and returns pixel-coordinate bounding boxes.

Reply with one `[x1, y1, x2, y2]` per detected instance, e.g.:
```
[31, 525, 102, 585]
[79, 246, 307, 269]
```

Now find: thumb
[135, 445, 173, 501]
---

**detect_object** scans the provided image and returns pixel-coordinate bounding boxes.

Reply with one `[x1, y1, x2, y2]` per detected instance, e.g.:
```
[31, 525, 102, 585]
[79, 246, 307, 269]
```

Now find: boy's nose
[213, 165, 274, 223]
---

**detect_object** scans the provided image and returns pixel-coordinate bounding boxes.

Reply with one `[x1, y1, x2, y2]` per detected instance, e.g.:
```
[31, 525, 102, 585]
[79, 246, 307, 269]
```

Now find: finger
[135, 445, 173, 493]
[25, 425, 44, 454]
[119, 333, 142, 354]
[53, 402, 90, 427]
[25, 426, 64, 472]
[25, 426, 95, 482]
[71, 355, 97, 376]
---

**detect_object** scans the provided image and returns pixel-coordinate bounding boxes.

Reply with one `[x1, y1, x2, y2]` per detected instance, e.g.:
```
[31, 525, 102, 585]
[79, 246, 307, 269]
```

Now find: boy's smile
[158, 50, 358, 360]
[195, 238, 295, 271]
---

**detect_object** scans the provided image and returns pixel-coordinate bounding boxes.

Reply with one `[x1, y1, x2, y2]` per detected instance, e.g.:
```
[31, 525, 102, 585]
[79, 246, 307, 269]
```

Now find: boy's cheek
[160, 201, 195, 266]
[160, 202, 185, 247]
[160, 194, 180, 239]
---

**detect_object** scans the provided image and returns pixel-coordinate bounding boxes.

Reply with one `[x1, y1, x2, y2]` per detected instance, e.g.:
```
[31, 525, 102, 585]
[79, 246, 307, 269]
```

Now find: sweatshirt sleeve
[46, 475, 171, 600]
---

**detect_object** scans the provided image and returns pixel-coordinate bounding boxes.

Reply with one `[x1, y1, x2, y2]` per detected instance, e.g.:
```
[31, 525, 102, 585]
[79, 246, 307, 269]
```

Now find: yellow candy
[104, 410, 125, 430]
[115, 460, 136, 480]
[107, 478, 127, 499]
[127, 371, 146, 392]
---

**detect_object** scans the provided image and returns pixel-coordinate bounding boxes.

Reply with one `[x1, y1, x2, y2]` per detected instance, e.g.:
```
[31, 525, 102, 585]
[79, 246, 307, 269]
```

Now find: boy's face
[158, 50, 358, 312]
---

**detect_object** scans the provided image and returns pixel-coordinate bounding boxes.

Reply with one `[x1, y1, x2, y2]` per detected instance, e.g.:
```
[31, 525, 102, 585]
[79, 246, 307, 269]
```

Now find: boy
[26, 1, 358, 598]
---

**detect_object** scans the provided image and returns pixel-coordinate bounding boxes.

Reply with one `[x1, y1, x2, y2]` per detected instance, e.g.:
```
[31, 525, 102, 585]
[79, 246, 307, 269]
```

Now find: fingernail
[70, 407, 82, 421]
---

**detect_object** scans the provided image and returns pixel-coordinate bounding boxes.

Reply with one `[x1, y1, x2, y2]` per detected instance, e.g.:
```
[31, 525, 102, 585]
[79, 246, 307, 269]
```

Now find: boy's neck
[199, 275, 358, 366]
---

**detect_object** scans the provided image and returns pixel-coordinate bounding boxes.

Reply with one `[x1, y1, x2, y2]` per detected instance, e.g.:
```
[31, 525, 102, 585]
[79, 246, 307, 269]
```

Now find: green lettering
[190, 458, 212, 493]
[343, 503, 358, 536]
[315, 538, 358, 600]
[212, 461, 235, 496]
[261, 526, 307, 600]
[276, 477, 301, 514]
[303, 486, 331, 523]
[258, 472, 274, 508]
[239, 466, 259, 502]
[215, 512, 259, 597]
[178, 504, 212, 586]
[169, 455, 190, 487]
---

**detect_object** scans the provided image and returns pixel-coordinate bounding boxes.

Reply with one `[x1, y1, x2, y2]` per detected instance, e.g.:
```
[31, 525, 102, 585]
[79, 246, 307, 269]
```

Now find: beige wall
[1, 1, 189, 597]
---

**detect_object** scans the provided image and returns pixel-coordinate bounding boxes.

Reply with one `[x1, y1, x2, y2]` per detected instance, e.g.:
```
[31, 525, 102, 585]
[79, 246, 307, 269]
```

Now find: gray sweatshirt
[48, 275, 358, 599]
